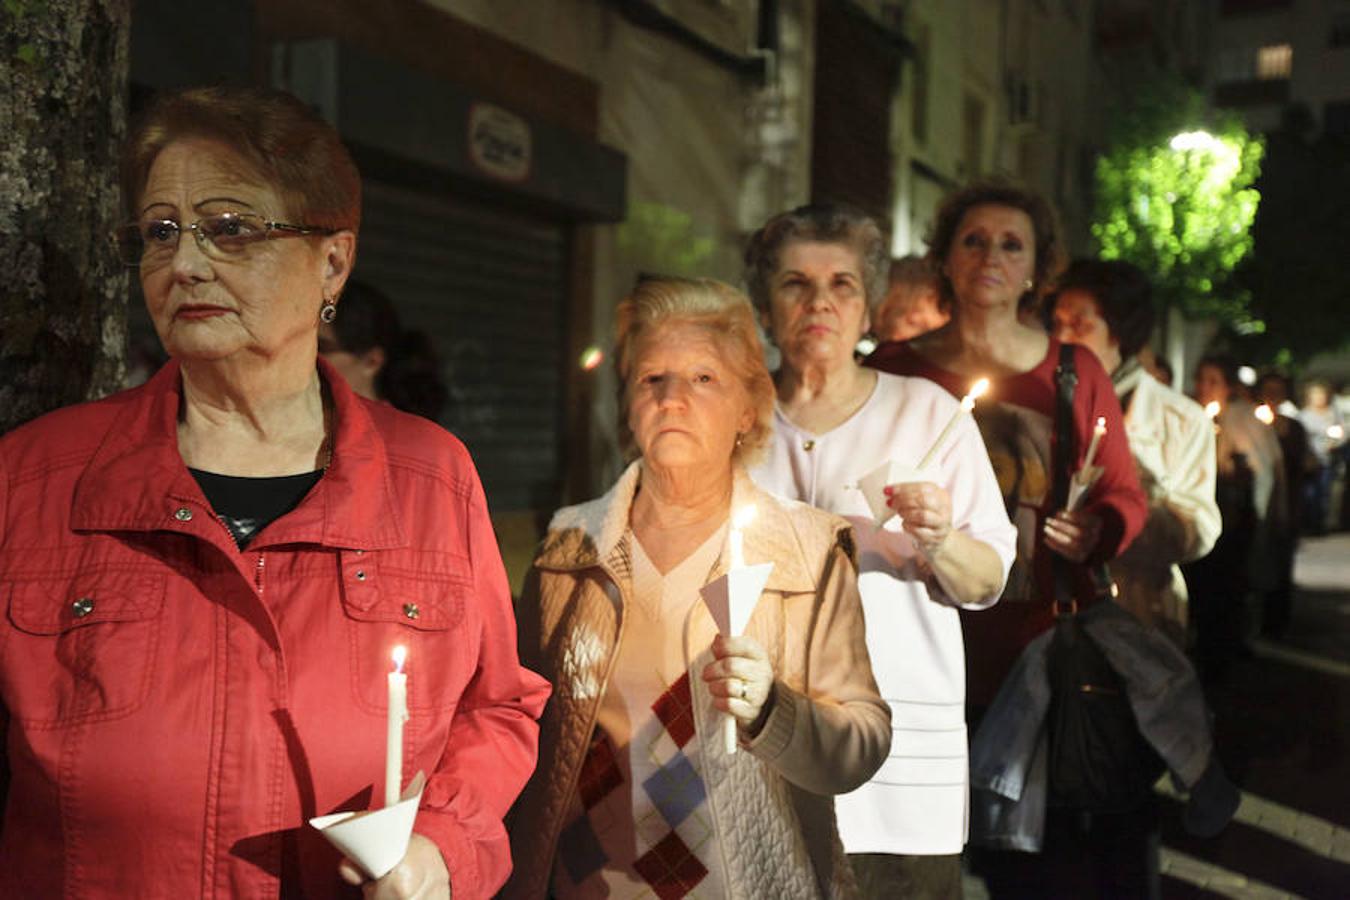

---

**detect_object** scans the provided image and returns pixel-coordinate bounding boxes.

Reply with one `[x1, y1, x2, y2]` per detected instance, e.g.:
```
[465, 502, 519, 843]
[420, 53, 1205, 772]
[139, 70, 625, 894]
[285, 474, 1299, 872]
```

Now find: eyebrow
[137, 196, 256, 217]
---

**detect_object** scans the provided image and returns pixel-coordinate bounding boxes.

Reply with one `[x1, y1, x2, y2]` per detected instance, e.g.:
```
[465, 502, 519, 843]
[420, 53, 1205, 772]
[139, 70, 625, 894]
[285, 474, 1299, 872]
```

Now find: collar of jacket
[532, 459, 820, 594]
[69, 356, 407, 550]
[1111, 355, 1150, 400]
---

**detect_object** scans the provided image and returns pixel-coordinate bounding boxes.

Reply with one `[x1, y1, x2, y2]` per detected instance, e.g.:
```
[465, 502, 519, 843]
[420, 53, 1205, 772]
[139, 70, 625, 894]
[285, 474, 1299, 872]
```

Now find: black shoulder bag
[1045, 343, 1164, 813]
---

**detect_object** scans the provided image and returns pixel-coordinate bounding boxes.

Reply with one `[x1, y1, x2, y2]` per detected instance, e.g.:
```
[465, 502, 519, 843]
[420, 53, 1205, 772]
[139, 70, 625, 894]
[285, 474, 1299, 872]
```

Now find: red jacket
[0, 360, 550, 899]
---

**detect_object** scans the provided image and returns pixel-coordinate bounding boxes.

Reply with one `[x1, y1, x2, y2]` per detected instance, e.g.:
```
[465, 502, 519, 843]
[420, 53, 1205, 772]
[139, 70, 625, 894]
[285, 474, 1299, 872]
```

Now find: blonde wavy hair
[614, 276, 774, 466]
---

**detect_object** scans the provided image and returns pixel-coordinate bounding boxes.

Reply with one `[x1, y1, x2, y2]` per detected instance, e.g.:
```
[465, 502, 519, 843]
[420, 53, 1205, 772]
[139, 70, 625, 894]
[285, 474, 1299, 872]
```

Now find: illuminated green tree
[1091, 81, 1263, 328]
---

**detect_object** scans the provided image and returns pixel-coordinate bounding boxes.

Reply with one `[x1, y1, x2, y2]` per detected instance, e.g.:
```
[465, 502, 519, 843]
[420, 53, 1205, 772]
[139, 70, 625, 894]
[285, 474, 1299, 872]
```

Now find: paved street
[1158, 532, 1350, 899]
[962, 533, 1350, 899]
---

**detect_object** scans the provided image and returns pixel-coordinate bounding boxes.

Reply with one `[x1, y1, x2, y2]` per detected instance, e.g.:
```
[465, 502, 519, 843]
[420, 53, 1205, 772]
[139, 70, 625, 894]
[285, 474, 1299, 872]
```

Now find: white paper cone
[701, 562, 773, 757]
[1066, 465, 1103, 511]
[309, 771, 427, 880]
[854, 461, 939, 525]
[700, 564, 772, 638]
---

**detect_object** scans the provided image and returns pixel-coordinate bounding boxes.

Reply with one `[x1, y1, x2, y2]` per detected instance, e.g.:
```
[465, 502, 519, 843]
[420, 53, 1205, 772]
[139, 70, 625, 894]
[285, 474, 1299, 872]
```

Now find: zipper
[210, 511, 265, 596]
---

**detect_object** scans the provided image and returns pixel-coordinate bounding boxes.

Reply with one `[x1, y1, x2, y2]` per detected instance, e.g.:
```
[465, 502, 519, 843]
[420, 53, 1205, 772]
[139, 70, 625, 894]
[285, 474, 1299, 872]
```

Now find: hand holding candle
[385, 645, 408, 808]
[917, 377, 989, 470]
[700, 504, 773, 756]
[1065, 416, 1108, 511]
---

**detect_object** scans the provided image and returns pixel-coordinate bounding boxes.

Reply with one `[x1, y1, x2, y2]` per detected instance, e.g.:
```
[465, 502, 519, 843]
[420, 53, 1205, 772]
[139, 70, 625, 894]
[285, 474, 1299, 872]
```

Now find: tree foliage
[1091, 79, 1263, 326]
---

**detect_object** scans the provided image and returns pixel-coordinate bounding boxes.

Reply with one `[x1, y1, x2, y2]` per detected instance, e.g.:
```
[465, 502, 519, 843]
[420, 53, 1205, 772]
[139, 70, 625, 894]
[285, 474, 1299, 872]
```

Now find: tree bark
[1, 0, 130, 433]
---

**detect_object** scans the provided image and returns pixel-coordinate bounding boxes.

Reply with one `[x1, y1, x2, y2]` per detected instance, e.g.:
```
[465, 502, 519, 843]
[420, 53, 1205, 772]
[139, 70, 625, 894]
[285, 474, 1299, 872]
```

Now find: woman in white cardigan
[745, 204, 1016, 898]
[1048, 258, 1222, 647]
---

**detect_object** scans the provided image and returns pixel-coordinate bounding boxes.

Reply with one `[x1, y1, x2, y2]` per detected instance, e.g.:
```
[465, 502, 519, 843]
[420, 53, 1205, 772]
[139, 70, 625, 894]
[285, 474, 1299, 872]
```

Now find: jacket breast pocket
[339, 551, 475, 716]
[4, 571, 165, 728]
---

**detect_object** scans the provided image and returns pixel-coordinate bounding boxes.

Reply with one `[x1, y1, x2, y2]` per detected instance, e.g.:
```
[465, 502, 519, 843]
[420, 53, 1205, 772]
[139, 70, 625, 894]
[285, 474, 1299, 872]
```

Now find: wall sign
[468, 102, 532, 183]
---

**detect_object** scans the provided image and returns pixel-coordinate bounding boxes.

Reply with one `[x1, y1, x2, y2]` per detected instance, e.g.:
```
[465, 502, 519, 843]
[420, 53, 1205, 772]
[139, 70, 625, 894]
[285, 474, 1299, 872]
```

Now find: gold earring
[1023, 279, 1034, 292]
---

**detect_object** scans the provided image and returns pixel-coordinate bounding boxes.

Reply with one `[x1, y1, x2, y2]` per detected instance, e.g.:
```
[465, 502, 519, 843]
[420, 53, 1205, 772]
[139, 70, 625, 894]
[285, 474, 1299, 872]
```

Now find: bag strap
[1051, 342, 1078, 616]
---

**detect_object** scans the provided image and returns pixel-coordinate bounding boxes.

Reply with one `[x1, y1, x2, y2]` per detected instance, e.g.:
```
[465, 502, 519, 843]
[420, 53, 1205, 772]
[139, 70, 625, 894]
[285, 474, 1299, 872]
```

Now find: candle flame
[960, 378, 990, 412]
[1254, 404, 1275, 425]
[391, 645, 407, 673]
[1095, 416, 1107, 431]
[1204, 401, 1221, 419]
[732, 505, 758, 530]
[1329, 424, 1345, 441]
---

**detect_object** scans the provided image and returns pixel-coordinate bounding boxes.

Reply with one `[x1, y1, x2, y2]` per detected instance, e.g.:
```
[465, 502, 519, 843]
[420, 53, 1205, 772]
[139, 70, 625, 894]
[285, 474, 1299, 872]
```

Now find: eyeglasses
[113, 212, 335, 268]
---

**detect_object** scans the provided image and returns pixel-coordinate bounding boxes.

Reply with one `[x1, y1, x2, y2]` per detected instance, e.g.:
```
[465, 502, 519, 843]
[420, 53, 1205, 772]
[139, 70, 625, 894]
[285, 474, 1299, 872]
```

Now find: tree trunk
[1, 1, 130, 433]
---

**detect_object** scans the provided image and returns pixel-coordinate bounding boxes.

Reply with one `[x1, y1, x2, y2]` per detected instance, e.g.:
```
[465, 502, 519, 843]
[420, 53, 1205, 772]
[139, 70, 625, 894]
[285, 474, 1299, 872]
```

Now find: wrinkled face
[874, 282, 949, 342]
[1052, 288, 1120, 372]
[943, 204, 1037, 312]
[768, 240, 871, 371]
[627, 323, 755, 472]
[136, 138, 351, 365]
[1194, 364, 1232, 406]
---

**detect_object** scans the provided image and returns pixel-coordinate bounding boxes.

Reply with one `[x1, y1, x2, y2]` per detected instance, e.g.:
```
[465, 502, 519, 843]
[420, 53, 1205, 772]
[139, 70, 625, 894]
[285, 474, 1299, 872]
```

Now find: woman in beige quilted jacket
[504, 277, 891, 899]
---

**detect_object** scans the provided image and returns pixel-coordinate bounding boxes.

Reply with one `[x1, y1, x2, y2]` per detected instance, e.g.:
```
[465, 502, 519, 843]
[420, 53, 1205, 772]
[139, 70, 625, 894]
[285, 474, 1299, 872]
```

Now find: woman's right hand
[1043, 509, 1103, 563]
[338, 833, 451, 899]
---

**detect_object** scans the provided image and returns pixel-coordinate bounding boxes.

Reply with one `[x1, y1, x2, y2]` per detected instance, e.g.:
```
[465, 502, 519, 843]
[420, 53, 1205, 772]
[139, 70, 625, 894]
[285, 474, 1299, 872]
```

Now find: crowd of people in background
[4, 82, 1350, 899]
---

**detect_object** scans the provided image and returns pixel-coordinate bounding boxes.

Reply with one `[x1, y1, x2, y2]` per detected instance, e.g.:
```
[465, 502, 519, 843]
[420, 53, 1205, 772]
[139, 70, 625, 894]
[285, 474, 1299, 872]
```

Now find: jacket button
[72, 597, 95, 618]
[403, 603, 420, 620]
[803, 439, 816, 451]
[174, 507, 193, 522]
[355, 570, 366, 581]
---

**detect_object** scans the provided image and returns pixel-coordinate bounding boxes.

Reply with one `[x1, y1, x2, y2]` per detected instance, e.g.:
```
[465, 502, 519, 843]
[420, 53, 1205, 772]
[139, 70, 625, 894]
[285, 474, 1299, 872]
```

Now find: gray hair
[743, 204, 890, 316]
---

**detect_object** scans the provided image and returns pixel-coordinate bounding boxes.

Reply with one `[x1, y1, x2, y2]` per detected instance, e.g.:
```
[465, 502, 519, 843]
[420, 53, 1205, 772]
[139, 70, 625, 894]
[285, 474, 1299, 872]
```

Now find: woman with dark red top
[868, 185, 1147, 706]
[867, 182, 1155, 896]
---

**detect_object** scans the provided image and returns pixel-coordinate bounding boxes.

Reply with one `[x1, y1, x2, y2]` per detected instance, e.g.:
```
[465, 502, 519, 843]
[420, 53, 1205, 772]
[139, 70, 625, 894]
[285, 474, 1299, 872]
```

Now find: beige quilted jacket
[502, 463, 891, 899]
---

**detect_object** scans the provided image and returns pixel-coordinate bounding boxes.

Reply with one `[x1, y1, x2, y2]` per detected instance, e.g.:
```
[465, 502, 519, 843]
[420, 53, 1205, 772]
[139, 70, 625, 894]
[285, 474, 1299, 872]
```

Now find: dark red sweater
[866, 338, 1147, 704]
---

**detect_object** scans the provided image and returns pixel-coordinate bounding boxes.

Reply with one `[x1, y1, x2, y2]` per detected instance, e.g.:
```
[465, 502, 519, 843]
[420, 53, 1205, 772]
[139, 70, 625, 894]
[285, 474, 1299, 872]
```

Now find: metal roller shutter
[355, 180, 568, 513]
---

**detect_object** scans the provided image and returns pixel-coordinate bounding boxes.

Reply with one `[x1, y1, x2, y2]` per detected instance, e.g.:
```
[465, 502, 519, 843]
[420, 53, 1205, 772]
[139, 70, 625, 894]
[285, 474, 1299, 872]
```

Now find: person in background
[505, 277, 890, 899]
[744, 205, 1015, 899]
[867, 182, 1186, 897]
[872, 254, 951, 343]
[1256, 371, 1311, 635]
[0, 86, 550, 899]
[1297, 379, 1345, 535]
[1192, 355, 1287, 664]
[1047, 259, 1221, 647]
[318, 279, 449, 421]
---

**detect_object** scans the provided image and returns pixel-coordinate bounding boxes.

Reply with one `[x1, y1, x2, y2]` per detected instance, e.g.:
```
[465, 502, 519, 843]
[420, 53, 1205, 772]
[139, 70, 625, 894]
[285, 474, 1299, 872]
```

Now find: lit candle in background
[1205, 401, 1221, 419]
[1254, 403, 1275, 425]
[1328, 424, 1345, 442]
[1082, 416, 1107, 471]
[386, 645, 409, 808]
[918, 377, 989, 470]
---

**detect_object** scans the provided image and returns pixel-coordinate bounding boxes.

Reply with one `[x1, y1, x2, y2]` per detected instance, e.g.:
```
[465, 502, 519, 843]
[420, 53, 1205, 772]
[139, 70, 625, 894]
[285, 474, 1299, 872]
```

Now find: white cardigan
[751, 372, 1016, 855]
[1111, 362, 1222, 637]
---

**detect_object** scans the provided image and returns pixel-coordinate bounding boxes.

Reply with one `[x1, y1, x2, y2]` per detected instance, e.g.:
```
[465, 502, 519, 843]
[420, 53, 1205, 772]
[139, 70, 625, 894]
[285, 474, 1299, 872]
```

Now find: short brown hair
[121, 86, 361, 234]
[926, 180, 1065, 312]
[743, 204, 890, 315]
[614, 277, 774, 466]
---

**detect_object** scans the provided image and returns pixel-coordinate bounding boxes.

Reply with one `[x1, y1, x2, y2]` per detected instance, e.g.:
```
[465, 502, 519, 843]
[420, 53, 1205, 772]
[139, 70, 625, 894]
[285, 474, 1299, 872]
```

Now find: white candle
[385, 645, 409, 807]
[1082, 417, 1107, 471]
[725, 505, 758, 754]
[917, 377, 989, 470]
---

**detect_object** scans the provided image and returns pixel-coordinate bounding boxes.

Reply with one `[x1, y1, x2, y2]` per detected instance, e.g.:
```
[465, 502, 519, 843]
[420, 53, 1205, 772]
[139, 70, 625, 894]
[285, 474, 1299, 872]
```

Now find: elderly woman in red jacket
[0, 86, 548, 900]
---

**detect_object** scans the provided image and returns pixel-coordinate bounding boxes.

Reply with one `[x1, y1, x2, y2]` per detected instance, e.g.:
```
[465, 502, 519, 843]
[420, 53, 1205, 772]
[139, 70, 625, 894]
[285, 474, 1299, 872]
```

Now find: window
[1256, 43, 1292, 79]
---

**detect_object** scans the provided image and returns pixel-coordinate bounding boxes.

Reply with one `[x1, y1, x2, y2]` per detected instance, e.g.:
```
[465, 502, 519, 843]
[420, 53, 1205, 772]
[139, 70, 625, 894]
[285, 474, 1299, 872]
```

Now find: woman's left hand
[885, 481, 953, 551]
[702, 634, 775, 732]
[1043, 509, 1103, 563]
[338, 833, 451, 899]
